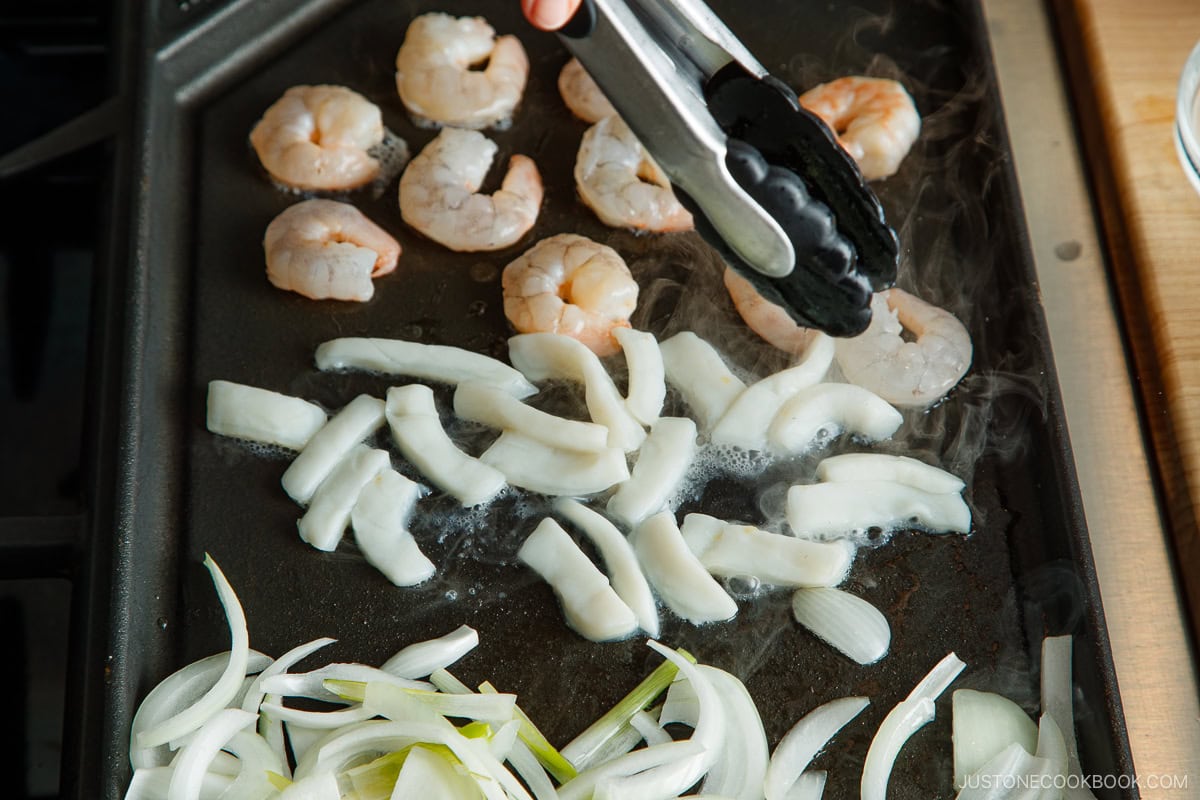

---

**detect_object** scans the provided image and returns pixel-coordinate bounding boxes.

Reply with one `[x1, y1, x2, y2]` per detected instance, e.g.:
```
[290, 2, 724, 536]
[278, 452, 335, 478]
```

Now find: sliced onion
[1040, 636, 1097, 800]
[125, 766, 232, 800]
[630, 708, 671, 747]
[606, 416, 698, 529]
[708, 334, 834, 450]
[241, 637, 335, 715]
[632, 511, 738, 624]
[659, 332, 747, 431]
[764, 696, 868, 800]
[166, 707, 257, 800]
[282, 723, 327, 768]
[258, 701, 375, 729]
[954, 741, 1054, 800]
[951, 689, 1038, 789]
[382, 625, 480, 679]
[557, 740, 706, 800]
[281, 394, 386, 505]
[220, 728, 285, 798]
[205, 380, 327, 451]
[391, 743, 482, 799]
[786, 771, 827, 800]
[517, 518, 638, 642]
[130, 650, 271, 769]
[614, 327, 666, 426]
[505, 738, 561, 800]
[815, 453, 965, 493]
[694, 667, 769, 800]
[862, 652, 966, 800]
[262, 663, 430, 702]
[276, 771, 341, 799]
[314, 337, 538, 398]
[136, 556, 251, 750]
[556, 498, 659, 638]
[790, 588, 890, 665]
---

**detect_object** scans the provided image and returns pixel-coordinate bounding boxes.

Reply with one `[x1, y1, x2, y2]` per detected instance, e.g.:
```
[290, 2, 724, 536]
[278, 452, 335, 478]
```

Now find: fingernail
[528, 0, 572, 31]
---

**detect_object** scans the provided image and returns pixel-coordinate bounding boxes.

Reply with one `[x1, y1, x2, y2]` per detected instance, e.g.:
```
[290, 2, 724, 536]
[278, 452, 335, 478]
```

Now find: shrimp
[263, 199, 400, 302]
[558, 57, 616, 124]
[798, 76, 920, 181]
[501, 233, 638, 357]
[394, 13, 529, 130]
[399, 127, 542, 252]
[249, 85, 384, 192]
[574, 115, 694, 233]
[723, 266, 825, 359]
[834, 288, 972, 408]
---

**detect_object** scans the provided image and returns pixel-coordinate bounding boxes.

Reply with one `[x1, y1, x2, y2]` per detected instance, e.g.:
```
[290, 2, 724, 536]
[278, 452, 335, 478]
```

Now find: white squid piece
[815, 452, 965, 494]
[453, 380, 609, 453]
[205, 380, 327, 451]
[708, 334, 835, 449]
[281, 394, 386, 505]
[479, 431, 628, 496]
[507, 332, 646, 452]
[659, 332, 746, 431]
[631, 511, 738, 624]
[767, 383, 903, 455]
[385, 385, 506, 507]
[315, 337, 537, 398]
[351, 468, 434, 586]
[555, 498, 659, 638]
[606, 417, 697, 528]
[679, 513, 854, 588]
[787, 480, 971, 538]
[297, 445, 390, 551]
[613, 327, 665, 426]
[517, 518, 638, 642]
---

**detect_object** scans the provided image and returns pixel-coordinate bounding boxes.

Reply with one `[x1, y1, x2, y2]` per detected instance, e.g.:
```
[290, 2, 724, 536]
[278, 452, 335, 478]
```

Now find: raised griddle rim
[83, 0, 1137, 796]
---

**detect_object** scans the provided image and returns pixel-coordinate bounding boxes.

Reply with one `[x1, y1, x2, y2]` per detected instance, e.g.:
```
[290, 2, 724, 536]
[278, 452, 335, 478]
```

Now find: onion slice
[764, 696, 868, 800]
[708, 334, 834, 450]
[382, 625, 480, 679]
[555, 498, 659, 637]
[787, 481, 971, 538]
[281, 394, 386, 505]
[614, 327, 666, 425]
[862, 652, 966, 800]
[659, 332, 747, 431]
[790, 587, 890, 665]
[606, 416, 697, 528]
[951, 689, 1038, 789]
[386, 384, 507, 506]
[518, 518, 639, 642]
[205, 380, 327, 451]
[682, 513, 855, 588]
[632, 511, 738, 624]
[314, 337, 538, 398]
[166, 707, 258, 800]
[136, 555, 251, 750]
[1041, 635, 1098, 800]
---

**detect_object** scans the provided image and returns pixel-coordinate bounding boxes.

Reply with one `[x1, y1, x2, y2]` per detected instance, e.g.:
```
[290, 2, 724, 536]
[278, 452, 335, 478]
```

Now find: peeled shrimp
[724, 267, 825, 359]
[263, 199, 400, 302]
[501, 233, 637, 357]
[798, 76, 920, 181]
[834, 289, 972, 408]
[399, 127, 542, 252]
[558, 57, 616, 124]
[574, 115, 694, 232]
[250, 85, 384, 191]
[394, 13, 529, 130]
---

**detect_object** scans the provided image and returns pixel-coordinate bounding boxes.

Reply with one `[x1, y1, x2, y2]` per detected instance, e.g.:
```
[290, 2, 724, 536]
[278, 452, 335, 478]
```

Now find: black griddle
[82, 0, 1136, 797]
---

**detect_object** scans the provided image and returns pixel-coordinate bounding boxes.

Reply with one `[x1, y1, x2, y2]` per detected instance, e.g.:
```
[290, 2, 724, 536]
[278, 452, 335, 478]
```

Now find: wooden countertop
[1054, 0, 1200, 642]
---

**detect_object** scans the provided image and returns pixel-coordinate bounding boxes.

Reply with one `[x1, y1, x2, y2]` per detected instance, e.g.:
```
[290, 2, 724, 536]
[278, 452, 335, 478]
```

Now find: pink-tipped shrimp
[558, 57, 616, 124]
[395, 13, 529, 130]
[574, 115, 694, 233]
[249, 85, 384, 192]
[798, 76, 920, 180]
[399, 127, 543, 253]
[502, 233, 638, 357]
[264, 199, 400, 302]
[723, 267, 825, 360]
[834, 288, 971, 408]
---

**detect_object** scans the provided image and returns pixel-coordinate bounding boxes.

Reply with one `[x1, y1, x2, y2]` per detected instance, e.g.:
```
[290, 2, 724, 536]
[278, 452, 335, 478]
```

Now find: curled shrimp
[834, 288, 971, 408]
[798, 76, 920, 180]
[502, 233, 638, 357]
[249, 85, 384, 192]
[399, 127, 542, 252]
[394, 13, 529, 130]
[263, 199, 400, 302]
[723, 267, 825, 360]
[574, 115, 694, 233]
[558, 57, 616, 124]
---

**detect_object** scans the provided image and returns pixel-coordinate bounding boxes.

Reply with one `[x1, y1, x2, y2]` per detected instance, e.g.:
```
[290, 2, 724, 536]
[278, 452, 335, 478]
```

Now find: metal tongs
[557, 0, 899, 336]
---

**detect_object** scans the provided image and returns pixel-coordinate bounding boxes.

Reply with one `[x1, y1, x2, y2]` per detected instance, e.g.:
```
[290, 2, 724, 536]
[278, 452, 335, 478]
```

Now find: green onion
[479, 681, 577, 784]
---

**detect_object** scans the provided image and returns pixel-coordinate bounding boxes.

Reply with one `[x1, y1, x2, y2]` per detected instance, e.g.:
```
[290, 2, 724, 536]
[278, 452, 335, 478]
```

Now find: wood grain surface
[1054, 0, 1200, 640]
